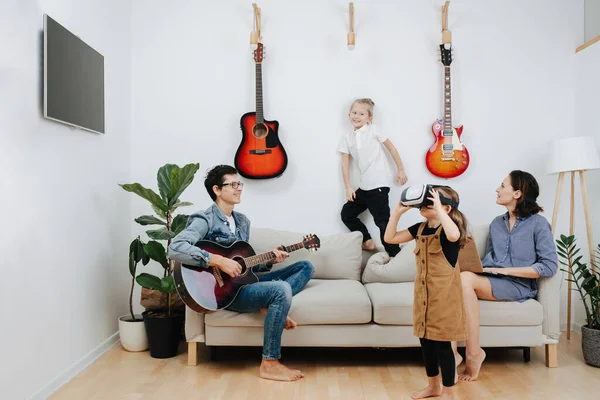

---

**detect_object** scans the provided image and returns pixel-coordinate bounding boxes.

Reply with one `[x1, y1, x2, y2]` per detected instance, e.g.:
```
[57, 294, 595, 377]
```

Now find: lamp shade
[546, 136, 600, 174]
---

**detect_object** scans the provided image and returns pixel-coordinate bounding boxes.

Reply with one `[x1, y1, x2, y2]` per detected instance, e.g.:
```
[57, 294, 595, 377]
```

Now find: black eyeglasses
[221, 181, 244, 189]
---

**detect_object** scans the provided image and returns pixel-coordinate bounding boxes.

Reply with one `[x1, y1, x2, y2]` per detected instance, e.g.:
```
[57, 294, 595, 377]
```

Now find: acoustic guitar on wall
[234, 43, 288, 179]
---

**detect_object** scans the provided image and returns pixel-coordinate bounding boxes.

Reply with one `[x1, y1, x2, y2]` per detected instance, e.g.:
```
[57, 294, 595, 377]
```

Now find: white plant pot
[118, 314, 148, 352]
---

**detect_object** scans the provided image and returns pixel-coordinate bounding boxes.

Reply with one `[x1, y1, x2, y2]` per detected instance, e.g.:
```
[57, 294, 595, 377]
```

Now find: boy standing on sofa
[339, 98, 408, 257]
[169, 164, 314, 382]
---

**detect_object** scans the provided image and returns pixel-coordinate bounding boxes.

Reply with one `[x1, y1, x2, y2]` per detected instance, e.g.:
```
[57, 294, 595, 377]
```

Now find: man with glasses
[169, 164, 314, 382]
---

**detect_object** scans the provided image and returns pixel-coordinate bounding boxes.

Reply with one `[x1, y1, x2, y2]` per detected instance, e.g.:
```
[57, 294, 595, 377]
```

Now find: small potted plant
[556, 234, 600, 367]
[120, 162, 199, 358]
[118, 236, 150, 352]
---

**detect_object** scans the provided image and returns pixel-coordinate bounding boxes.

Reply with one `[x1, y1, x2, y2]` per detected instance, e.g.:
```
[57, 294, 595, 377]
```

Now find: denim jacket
[168, 203, 269, 272]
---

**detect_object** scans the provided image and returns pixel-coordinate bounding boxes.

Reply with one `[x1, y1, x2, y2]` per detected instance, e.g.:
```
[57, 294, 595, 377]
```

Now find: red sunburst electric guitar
[425, 44, 470, 178]
[234, 43, 288, 179]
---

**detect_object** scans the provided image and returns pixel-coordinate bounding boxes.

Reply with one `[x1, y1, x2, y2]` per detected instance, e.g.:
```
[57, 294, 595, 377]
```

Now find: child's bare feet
[260, 359, 304, 382]
[284, 316, 297, 330]
[411, 384, 442, 399]
[459, 348, 486, 382]
[440, 388, 456, 400]
[454, 352, 463, 367]
[362, 239, 376, 250]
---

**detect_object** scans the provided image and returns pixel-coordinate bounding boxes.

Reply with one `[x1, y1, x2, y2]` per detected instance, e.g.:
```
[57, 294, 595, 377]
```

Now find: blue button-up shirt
[168, 203, 268, 272]
[481, 212, 558, 298]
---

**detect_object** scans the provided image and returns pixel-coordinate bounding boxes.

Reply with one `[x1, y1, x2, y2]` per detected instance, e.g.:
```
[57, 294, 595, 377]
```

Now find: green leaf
[172, 214, 189, 236]
[146, 228, 178, 241]
[157, 164, 179, 202]
[129, 250, 136, 277]
[136, 273, 162, 291]
[160, 276, 177, 293]
[167, 163, 200, 207]
[152, 204, 167, 219]
[172, 201, 193, 212]
[135, 215, 166, 226]
[119, 183, 168, 213]
[144, 241, 169, 269]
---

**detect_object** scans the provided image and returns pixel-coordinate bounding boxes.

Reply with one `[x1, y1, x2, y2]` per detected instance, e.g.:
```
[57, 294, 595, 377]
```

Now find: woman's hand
[428, 189, 447, 214]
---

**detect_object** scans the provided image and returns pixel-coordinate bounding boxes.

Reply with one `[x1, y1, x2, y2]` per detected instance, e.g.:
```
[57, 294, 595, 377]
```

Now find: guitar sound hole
[232, 256, 248, 274]
[253, 124, 268, 139]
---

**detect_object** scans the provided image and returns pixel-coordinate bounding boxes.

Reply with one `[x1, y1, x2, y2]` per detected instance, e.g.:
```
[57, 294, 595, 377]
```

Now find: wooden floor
[52, 332, 599, 400]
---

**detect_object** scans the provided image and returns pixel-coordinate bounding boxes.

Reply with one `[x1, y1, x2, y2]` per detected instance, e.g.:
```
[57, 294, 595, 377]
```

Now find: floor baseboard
[29, 332, 120, 400]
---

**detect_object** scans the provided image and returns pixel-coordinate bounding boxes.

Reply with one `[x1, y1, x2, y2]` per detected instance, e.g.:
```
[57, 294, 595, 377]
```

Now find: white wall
[571, 41, 600, 328]
[0, 1, 132, 399]
[585, 0, 600, 41]
[131, 0, 580, 244]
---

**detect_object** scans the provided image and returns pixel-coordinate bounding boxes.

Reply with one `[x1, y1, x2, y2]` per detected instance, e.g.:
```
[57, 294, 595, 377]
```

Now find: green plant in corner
[126, 236, 149, 321]
[120, 163, 200, 317]
[555, 234, 600, 330]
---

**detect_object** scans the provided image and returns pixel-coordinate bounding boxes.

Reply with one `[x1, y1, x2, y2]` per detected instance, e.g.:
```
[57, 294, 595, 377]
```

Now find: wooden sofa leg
[188, 342, 199, 366]
[545, 343, 558, 368]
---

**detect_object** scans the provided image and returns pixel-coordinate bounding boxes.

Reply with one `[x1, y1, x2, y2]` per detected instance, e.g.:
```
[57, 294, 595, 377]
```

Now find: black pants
[340, 187, 400, 257]
[419, 338, 455, 387]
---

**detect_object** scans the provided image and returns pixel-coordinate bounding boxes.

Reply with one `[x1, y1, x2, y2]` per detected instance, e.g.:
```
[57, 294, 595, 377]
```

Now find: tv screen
[44, 14, 105, 134]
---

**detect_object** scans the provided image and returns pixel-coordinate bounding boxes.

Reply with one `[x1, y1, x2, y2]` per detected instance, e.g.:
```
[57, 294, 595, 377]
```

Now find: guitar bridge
[249, 149, 272, 155]
[212, 267, 225, 287]
[441, 157, 457, 161]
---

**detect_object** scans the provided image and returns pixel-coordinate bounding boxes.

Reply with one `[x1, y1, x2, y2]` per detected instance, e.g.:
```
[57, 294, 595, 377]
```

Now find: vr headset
[400, 184, 459, 209]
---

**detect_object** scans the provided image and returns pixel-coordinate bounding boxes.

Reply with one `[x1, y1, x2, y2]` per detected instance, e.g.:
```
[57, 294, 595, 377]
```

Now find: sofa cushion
[362, 224, 491, 284]
[362, 242, 417, 284]
[364, 282, 544, 326]
[250, 227, 363, 280]
[205, 279, 372, 326]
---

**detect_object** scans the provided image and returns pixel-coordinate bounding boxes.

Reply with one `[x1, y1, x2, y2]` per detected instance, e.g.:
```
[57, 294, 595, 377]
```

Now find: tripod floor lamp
[546, 136, 600, 340]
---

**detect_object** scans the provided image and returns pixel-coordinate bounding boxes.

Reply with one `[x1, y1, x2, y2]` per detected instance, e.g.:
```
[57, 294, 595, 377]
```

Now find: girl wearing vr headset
[384, 186, 468, 400]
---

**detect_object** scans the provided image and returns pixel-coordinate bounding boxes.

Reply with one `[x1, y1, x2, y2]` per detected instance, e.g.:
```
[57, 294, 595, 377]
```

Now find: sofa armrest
[537, 271, 561, 342]
[185, 306, 206, 342]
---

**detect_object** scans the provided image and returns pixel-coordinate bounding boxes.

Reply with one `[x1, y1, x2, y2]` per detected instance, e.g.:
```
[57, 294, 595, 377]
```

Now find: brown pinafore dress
[413, 223, 467, 342]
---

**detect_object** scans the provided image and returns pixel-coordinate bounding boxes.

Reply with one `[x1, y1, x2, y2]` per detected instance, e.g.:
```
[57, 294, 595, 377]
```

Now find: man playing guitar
[169, 164, 314, 382]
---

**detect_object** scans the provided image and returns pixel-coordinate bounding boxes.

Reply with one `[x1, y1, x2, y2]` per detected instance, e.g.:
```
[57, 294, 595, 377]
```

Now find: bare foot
[260, 359, 304, 382]
[411, 384, 442, 399]
[261, 309, 297, 330]
[440, 390, 456, 400]
[459, 349, 486, 382]
[362, 239, 376, 251]
[454, 352, 463, 367]
[284, 316, 297, 330]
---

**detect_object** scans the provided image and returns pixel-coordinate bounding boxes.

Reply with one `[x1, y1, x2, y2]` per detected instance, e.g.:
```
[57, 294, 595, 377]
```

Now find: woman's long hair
[436, 187, 469, 248]
[509, 170, 543, 218]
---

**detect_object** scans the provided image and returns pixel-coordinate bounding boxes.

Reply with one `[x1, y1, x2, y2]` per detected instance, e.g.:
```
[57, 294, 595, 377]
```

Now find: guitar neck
[255, 63, 264, 124]
[443, 65, 452, 134]
[243, 241, 305, 267]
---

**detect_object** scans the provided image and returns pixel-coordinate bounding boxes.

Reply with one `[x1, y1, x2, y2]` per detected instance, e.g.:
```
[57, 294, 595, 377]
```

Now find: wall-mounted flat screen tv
[44, 14, 105, 134]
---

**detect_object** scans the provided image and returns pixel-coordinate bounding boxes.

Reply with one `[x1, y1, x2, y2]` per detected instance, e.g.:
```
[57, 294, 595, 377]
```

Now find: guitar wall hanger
[250, 3, 261, 50]
[441, 0, 451, 45]
[347, 2, 355, 50]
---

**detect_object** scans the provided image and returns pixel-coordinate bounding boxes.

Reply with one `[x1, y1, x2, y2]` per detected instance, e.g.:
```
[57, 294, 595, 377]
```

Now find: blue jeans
[226, 260, 314, 360]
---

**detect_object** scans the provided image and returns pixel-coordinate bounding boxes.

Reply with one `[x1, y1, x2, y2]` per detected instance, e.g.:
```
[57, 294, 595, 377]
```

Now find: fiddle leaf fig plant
[120, 162, 199, 316]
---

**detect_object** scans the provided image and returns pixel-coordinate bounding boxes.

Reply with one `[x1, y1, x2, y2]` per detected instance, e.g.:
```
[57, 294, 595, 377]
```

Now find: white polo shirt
[338, 124, 391, 191]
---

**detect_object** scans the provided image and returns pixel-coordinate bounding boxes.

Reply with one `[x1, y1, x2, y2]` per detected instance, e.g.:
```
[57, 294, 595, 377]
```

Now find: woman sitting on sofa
[454, 170, 558, 382]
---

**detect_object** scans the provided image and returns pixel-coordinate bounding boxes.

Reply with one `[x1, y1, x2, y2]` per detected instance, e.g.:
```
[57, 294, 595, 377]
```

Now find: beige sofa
[185, 225, 560, 367]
